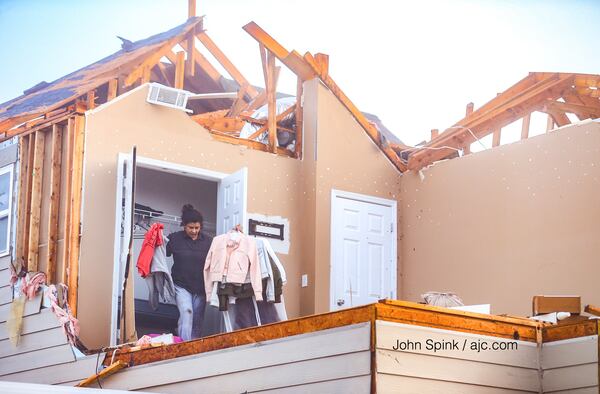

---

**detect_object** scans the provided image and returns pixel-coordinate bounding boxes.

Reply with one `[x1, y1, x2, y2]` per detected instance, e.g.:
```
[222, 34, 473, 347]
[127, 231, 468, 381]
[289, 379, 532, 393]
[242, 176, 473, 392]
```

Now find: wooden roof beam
[188, 0, 196, 19]
[546, 100, 600, 119]
[302, 51, 408, 172]
[407, 73, 575, 171]
[242, 22, 317, 81]
[196, 31, 259, 98]
[124, 18, 202, 87]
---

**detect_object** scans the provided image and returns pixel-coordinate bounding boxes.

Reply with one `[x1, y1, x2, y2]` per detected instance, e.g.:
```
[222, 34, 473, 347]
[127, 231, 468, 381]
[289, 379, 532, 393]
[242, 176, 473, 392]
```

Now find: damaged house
[0, 4, 599, 393]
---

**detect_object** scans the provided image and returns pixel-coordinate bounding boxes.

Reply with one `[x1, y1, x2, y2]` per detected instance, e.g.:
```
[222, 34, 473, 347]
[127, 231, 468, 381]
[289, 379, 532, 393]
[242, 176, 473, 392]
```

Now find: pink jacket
[204, 233, 262, 301]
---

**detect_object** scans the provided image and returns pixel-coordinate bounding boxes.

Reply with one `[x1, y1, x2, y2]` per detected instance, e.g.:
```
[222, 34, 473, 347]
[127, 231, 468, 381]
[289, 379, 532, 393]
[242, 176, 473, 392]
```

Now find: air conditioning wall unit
[146, 83, 191, 112]
[146, 83, 239, 113]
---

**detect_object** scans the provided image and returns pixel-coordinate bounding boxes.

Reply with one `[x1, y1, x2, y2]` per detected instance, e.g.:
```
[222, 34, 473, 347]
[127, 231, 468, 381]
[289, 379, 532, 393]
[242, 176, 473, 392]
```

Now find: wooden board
[0, 354, 100, 385]
[46, 123, 63, 284]
[376, 320, 538, 368]
[0, 343, 74, 376]
[533, 295, 581, 315]
[0, 308, 60, 340]
[377, 373, 534, 394]
[0, 292, 43, 323]
[15, 136, 30, 263]
[27, 130, 46, 271]
[0, 326, 67, 358]
[101, 323, 370, 391]
[376, 349, 539, 391]
[67, 115, 85, 315]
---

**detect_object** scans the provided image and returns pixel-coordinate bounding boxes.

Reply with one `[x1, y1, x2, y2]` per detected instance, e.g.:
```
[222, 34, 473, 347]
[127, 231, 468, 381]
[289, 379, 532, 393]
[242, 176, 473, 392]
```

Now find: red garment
[136, 223, 164, 278]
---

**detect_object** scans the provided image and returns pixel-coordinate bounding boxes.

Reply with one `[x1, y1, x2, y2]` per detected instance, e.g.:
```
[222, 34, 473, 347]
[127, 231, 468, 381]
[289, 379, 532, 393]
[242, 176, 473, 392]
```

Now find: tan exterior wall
[76, 81, 404, 347]
[79, 86, 304, 347]
[400, 121, 600, 316]
[306, 80, 403, 314]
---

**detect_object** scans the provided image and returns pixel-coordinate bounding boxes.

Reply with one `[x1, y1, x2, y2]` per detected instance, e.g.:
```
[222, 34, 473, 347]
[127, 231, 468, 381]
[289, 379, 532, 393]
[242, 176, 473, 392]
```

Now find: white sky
[1, 0, 599, 146]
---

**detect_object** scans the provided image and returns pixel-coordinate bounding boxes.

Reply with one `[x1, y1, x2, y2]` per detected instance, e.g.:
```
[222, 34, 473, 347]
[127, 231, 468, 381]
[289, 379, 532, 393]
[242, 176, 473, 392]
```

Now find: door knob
[337, 299, 345, 306]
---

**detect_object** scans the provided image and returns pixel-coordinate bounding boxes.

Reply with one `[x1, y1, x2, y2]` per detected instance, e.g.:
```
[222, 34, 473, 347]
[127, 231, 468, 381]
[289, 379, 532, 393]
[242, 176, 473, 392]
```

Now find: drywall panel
[80, 85, 305, 347]
[401, 121, 600, 316]
[377, 373, 534, 394]
[96, 323, 370, 391]
[305, 79, 403, 314]
[0, 309, 60, 340]
[0, 354, 100, 385]
[376, 320, 538, 368]
[138, 352, 370, 394]
[0, 326, 67, 358]
[376, 349, 539, 391]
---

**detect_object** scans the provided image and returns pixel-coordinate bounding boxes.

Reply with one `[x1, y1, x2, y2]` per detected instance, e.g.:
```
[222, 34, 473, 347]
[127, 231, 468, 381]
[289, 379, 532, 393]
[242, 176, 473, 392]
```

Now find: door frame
[110, 153, 236, 345]
[329, 189, 398, 311]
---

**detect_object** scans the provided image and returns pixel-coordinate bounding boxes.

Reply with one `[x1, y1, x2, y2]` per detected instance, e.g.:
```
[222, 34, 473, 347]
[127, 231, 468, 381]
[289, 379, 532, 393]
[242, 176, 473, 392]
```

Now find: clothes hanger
[229, 224, 243, 241]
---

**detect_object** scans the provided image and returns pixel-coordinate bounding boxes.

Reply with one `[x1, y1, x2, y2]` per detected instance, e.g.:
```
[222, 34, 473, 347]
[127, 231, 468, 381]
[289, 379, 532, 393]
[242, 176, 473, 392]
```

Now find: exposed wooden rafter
[407, 72, 576, 171]
[196, 32, 259, 98]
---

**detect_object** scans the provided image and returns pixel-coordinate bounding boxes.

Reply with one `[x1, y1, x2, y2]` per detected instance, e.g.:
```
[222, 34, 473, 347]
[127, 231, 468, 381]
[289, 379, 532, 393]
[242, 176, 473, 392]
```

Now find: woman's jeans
[174, 285, 206, 341]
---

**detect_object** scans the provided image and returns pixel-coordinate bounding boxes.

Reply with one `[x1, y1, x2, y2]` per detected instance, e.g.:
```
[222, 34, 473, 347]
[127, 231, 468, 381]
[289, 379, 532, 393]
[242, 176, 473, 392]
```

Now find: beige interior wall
[79, 86, 304, 347]
[307, 80, 403, 314]
[400, 121, 600, 316]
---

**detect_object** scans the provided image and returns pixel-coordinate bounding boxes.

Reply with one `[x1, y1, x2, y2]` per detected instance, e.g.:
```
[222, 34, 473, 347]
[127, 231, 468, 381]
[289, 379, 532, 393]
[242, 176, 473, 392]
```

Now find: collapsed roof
[0, 17, 410, 170]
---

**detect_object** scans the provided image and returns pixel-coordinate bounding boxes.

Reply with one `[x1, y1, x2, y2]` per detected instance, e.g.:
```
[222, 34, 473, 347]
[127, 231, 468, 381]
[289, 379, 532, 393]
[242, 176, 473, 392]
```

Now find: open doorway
[110, 154, 247, 345]
[132, 166, 217, 337]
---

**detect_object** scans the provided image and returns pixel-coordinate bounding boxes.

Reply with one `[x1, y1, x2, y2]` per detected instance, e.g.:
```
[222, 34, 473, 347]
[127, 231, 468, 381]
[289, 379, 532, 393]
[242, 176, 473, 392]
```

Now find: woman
[166, 204, 212, 341]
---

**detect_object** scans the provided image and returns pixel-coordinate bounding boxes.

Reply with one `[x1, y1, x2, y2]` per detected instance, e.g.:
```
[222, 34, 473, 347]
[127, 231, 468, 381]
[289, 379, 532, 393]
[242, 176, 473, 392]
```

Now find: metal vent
[146, 83, 191, 112]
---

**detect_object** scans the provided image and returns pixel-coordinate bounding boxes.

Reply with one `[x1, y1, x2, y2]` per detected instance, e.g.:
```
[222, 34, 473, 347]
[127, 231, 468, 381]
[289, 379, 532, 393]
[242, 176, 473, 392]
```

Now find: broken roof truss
[403, 72, 600, 171]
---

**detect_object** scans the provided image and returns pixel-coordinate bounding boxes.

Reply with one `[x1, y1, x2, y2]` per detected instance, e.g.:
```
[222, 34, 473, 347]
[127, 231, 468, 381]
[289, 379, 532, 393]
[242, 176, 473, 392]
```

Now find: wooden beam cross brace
[196, 32, 259, 98]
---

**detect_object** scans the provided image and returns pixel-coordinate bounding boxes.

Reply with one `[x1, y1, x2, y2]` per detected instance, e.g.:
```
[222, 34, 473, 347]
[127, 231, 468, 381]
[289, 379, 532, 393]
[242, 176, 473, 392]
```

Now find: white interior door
[331, 190, 396, 311]
[217, 167, 247, 235]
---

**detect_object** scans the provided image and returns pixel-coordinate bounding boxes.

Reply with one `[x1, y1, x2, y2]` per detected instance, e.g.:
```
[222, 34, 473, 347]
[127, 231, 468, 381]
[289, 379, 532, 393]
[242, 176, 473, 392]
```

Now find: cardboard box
[532, 295, 581, 315]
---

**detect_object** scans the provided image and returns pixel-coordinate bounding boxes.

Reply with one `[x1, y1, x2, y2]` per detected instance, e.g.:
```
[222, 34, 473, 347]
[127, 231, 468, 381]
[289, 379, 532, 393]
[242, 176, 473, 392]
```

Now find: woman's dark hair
[181, 204, 203, 227]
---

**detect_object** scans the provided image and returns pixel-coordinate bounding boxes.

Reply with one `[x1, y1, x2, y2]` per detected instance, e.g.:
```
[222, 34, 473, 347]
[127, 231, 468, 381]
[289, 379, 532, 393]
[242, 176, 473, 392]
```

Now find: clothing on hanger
[204, 231, 262, 302]
[146, 234, 175, 310]
[136, 223, 164, 277]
